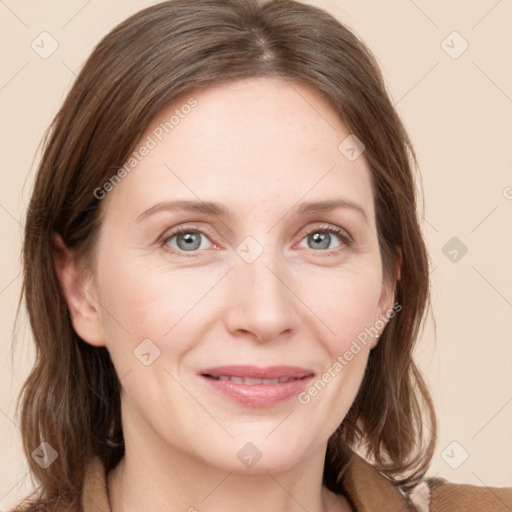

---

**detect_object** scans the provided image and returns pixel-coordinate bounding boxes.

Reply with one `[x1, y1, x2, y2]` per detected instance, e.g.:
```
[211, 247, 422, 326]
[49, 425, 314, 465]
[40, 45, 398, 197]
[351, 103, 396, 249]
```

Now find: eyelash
[161, 223, 352, 257]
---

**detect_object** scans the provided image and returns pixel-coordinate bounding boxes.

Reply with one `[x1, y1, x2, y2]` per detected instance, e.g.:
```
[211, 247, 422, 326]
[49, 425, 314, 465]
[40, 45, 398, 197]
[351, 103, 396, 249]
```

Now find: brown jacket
[81, 452, 512, 511]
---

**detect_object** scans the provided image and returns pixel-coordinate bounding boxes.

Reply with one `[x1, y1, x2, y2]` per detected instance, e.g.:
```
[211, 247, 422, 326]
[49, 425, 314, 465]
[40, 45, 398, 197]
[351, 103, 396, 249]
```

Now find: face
[65, 77, 396, 474]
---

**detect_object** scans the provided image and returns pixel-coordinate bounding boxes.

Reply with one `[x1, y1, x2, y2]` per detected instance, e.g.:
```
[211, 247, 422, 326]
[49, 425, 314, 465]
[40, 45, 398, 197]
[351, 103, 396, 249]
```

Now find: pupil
[179, 232, 200, 251]
[310, 232, 329, 250]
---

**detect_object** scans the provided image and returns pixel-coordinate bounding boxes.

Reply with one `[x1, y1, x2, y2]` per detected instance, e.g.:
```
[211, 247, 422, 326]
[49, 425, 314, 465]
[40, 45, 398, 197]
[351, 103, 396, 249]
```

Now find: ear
[53, 233, 105, 347]
[372, 246, 402, 348]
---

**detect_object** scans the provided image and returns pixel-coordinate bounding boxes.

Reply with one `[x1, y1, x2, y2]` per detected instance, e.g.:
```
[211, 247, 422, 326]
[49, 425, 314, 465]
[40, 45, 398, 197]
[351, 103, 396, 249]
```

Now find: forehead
[101, 77, 375, 225]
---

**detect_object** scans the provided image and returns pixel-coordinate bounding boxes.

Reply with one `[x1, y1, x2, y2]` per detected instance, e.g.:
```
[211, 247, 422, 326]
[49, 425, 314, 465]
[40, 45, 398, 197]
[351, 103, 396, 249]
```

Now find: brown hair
[16, 0, 436, 509]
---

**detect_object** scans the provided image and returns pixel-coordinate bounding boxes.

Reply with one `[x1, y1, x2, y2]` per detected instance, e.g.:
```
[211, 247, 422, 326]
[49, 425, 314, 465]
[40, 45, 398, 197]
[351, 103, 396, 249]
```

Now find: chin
[182, 431, 317, 475]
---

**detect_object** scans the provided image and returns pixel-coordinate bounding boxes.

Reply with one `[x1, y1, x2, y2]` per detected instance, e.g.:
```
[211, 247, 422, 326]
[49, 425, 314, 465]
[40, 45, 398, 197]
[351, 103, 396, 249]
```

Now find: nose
[223, 245, 299, 343]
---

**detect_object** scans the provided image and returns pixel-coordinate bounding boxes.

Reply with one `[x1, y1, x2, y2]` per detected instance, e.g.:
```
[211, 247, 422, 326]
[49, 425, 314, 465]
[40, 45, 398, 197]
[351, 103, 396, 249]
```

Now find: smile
[198, 365, 315, 407]
[205, 375, 304, 385]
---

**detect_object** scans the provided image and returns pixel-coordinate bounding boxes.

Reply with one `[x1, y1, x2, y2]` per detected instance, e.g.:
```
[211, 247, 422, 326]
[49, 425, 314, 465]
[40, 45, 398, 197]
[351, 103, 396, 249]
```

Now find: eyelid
[295, 222, 352, 244]
[161, 223, 218, 253]
[160, 221, 352, 256]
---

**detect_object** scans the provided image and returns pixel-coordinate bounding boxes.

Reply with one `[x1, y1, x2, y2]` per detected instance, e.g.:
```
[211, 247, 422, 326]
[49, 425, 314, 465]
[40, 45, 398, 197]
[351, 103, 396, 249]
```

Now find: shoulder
[405, 476, 512, 512]
[336, 448, 512, 512]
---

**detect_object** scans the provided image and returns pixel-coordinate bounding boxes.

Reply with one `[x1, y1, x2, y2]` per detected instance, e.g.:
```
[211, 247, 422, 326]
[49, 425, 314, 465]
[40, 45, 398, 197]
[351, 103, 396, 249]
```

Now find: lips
[199, 365, 315, 407]
[207, 376, 297, 385]
[200, 365, 314, 380]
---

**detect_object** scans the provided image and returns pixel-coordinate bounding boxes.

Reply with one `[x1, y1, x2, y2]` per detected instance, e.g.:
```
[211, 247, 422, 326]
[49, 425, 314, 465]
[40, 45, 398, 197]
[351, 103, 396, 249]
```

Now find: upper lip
[200, 365, 315, 379]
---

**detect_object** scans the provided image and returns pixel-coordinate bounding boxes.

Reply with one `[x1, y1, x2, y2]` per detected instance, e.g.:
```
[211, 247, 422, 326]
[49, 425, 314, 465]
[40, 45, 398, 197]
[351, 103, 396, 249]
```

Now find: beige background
[1, 0, 511, 507]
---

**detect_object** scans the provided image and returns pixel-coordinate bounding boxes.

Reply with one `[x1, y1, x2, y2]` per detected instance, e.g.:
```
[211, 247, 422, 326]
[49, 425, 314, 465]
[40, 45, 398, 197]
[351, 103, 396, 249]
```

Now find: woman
[14, 0, 512, 511]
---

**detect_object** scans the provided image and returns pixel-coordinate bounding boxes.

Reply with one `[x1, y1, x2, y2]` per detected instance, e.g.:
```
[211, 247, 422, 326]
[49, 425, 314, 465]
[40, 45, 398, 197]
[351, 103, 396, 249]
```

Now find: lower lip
[200, 375, 313, 408]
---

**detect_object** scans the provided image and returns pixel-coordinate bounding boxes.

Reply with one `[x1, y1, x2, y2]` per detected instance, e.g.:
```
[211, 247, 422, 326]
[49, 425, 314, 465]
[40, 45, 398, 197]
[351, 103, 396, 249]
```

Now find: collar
[81, 450, 415, 512]
[336, 450, 418, 511]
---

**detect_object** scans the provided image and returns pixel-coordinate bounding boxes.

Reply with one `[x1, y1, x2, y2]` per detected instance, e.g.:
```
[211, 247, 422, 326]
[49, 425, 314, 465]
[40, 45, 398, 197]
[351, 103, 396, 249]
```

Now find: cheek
[295, 268, 380, 423]
[94, 250, 223, 368]
[293, 261, 383, 350]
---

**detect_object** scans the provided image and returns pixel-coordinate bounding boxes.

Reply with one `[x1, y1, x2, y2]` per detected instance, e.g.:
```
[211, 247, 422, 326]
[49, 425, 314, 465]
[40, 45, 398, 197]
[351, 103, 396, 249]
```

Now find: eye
[162, 227, 213, 253]
[297, 224, 351, 254]
[161, 223, 351, 257]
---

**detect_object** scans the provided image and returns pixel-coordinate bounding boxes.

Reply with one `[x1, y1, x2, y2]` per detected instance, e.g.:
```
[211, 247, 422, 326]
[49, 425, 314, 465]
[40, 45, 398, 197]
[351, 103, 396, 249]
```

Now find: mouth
[198, 365, 315, 407]
[203, 375, 306, 385]
[199, 365, 315, 381]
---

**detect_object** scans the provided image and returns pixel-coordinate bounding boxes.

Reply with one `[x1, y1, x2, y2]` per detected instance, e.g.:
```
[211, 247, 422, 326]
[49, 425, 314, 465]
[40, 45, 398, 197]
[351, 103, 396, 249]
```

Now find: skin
[55, 77, 398, 512]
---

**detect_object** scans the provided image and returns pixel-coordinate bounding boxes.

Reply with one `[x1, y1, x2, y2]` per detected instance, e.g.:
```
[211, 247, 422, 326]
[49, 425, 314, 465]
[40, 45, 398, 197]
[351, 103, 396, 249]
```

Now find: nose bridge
[238, 236, 289, 309]
[225, 235, 296, 340]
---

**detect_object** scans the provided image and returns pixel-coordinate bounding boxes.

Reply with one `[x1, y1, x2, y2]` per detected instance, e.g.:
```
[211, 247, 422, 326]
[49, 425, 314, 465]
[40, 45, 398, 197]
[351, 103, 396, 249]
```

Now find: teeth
[210, 375, 296, 385]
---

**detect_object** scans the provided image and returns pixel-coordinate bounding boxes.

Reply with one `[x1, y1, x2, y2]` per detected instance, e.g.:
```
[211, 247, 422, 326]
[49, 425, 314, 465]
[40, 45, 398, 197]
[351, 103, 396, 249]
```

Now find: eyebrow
[135, 198, 368, 224]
